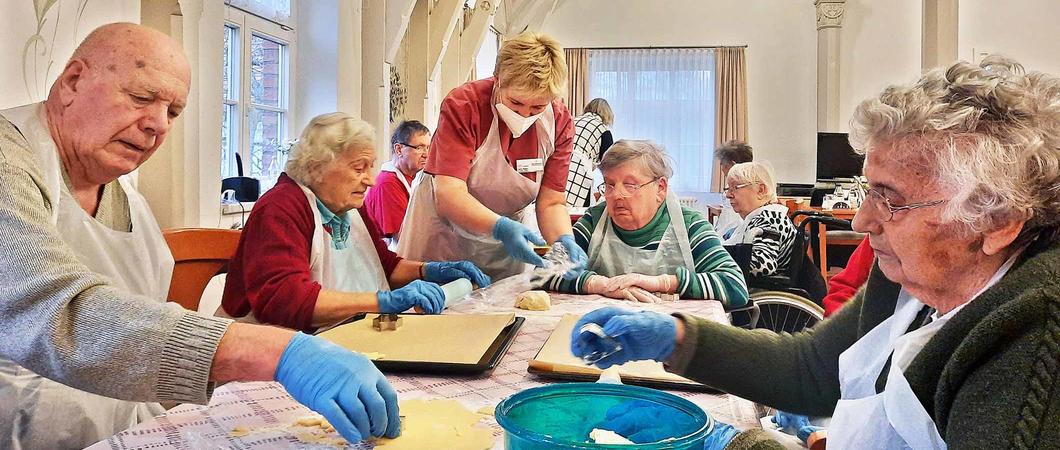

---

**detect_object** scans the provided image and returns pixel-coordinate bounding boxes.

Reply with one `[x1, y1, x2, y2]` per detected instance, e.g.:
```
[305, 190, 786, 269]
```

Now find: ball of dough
[514, 290, 551, 311]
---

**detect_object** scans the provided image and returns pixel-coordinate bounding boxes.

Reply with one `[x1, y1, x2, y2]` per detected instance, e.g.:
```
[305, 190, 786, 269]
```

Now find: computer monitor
[816, 132, 864, 180]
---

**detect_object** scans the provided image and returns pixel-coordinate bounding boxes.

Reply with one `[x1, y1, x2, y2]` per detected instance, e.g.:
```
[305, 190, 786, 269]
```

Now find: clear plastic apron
[0, 103, 171, 450]
[397, 98, 556, 281]
[587, 192, 696, 277]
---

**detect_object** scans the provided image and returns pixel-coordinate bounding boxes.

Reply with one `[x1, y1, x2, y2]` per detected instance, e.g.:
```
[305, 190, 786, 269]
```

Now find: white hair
[285, 112, 375, 186]
[599, 139, 674, 179]
[849, 55, 1060, 245]
[727, 161, 777, 202]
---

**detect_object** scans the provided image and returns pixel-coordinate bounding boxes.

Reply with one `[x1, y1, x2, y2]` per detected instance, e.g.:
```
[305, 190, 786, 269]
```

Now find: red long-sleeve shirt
[221, 173, 402, 330]
[363, 169, 412, 237]
[821, 236, 875, 317]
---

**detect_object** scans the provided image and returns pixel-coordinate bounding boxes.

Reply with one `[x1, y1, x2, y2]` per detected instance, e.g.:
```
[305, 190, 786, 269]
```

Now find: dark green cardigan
[667, 239, 1060, 449]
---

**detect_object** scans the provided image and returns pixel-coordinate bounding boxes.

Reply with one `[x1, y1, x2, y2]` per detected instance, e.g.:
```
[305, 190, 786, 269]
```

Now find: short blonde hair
[584, 98, 613, 126]
[850, 55, 1060, 245]
[494, 32, 567, 98]
[285, 112, 375, 186]
[727, 161, 777, 202]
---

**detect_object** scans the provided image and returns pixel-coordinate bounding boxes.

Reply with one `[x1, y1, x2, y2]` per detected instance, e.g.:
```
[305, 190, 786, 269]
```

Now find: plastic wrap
[453, 243, 576, 312]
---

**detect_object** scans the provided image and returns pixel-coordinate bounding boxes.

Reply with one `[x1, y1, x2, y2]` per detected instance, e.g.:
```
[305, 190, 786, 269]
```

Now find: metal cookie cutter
[578, 323, 623, 365]
[372, 314, 403, 331]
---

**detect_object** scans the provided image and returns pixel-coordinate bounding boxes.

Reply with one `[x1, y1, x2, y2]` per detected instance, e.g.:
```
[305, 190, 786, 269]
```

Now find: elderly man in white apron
[0, 104, 171, 449]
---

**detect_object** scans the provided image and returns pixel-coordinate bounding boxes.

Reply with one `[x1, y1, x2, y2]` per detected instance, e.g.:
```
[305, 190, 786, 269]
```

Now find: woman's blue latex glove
[570, 306, 677, 369]
[597, 400, 700, 443]
[554, 234, 588, 280]
[377, 280, 445, 314]
[275, 333, 401, 443]
[702, 422, 740, 450]
[423, 261, 492, 287]
[773, 411, 823, 442]
[492, 216, 546, 267]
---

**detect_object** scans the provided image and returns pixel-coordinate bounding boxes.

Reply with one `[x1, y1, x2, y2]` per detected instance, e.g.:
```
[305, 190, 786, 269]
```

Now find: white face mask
[495, 102, 544, 138]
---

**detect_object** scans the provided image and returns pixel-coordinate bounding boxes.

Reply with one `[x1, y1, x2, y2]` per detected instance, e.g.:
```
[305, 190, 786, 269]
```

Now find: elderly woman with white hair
[721, 161, 798, 279]
[541, 139, 748, 307]
[220, 113, 490, 331]
[573, 56, 1060, 449]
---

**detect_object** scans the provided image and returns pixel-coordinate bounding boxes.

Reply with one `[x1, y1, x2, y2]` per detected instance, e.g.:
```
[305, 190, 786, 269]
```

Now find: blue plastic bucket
[495, 383, 714, 449]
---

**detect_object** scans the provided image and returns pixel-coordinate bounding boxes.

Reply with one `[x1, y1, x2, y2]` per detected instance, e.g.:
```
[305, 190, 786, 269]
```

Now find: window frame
[222, 5, 297, 192]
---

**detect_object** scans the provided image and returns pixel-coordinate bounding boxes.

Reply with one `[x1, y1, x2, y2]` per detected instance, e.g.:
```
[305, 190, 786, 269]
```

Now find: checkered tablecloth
[88, 295, 765, 449]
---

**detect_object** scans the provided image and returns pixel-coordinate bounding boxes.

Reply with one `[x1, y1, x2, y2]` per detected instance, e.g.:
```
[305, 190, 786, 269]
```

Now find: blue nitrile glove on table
[275, 333, 401, 443]
[570, 306, 677, 369]
[555, 234, 588, 280]
[377, 280, 445, 314]
[702, 422, 740, 450]
[423, 260, 492, 287]
[774, 411, 823, 443]
[492, 216, 546, 267]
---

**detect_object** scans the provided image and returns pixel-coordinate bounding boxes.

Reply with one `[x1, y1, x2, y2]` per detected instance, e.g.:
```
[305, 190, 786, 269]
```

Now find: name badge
[516, 158, 545, 173]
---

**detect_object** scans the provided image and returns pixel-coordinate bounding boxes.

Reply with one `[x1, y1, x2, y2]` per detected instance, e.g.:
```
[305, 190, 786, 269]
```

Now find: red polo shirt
[363, 169, 414, 237]
[425, 77, 573, 192]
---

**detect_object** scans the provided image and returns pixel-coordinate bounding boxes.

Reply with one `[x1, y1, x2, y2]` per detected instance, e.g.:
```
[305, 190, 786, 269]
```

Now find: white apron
[587, 192, 696, 277]
[0, 103, 171, 450]
[722, 203, 789, 245]
[379, 161, 418, 250]
[713, 201, 741, 241]
[397, 98, 557, 280]
[217, 183, 390, 323]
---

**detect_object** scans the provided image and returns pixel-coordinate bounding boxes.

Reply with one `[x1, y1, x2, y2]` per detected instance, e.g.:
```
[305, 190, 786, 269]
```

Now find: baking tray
[318, 313, 525, 376]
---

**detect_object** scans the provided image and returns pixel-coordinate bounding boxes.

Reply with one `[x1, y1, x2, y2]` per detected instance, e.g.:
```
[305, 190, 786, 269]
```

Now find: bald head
[45, 22, 192, 187]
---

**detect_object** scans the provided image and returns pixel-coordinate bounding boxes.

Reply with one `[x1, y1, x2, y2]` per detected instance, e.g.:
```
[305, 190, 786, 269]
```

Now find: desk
[89, 295, 763, 449]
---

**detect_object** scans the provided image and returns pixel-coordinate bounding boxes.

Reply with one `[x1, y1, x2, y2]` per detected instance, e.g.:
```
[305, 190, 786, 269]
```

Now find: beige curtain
[564, 48, 589, 115]
[714, 47, 749, 191]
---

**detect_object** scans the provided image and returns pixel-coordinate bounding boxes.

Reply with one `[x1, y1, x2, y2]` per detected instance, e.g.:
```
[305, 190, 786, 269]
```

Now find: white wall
[836, 0, 922, 133]
[0, 0, 140, 109]
[959, 0, 1060, 76]
[542, 0, 818, 183]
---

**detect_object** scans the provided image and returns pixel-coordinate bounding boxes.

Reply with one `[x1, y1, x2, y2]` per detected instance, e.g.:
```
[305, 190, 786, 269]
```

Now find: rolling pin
[442, 278, 473, 307]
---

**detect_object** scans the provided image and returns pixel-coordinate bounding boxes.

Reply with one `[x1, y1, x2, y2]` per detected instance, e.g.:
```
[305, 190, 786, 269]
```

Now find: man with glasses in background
[365, 120, 431, 247]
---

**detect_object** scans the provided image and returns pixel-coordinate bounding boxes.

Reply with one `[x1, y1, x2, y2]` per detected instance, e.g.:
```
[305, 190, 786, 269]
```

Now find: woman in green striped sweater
[539, 140, 748, 307]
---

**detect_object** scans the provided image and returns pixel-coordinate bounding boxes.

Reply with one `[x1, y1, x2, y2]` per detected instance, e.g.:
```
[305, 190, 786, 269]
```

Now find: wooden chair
[164, 228, 241, 312]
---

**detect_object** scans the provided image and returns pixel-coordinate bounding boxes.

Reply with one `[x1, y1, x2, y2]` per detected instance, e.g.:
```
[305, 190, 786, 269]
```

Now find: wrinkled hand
[597, 400, 700, 443]
[554, 234, 588, 280]
[570, 306, 676, 369]
[492, 216, 546, 267]
[377, 280, 445, 314]
[275, 333, 401, 443]
[605, 273, 674, 294]
[585, 275, 663, 303]
[423, 261, 492, 288]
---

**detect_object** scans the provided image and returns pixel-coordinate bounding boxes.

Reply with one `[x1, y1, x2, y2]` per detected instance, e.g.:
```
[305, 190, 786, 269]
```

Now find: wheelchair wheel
[749, 290, 825, 333]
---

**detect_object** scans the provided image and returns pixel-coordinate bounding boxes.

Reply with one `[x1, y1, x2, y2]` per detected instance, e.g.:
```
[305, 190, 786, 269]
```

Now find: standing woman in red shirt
[397, 32, 587, 280]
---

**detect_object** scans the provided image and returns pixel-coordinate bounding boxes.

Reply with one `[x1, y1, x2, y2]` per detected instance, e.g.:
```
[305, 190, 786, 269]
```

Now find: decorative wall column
[815, 0, 845, 132]
[922, 0, 958, 71]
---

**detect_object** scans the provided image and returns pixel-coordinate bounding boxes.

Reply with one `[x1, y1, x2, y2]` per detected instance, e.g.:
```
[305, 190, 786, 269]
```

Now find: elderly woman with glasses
[219, 113, 490, 332]
[540, 140, 748, 307]
[572, 56, 1060, 449]
[722, 161, 798, 278]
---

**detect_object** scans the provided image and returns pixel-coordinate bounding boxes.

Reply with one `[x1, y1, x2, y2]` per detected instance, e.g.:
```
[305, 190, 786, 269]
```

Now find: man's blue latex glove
[423, 261, 492, 287]
[570, 306, 677, 369]
[773, 411, 823, 442]
[555, 234, 588, 280]
[597, 400, 700, 443]
[377, 280, 445, 314]
[492, 216, 546, 267]
[275, 333, 400, 443]
[702, 422, 740, 450]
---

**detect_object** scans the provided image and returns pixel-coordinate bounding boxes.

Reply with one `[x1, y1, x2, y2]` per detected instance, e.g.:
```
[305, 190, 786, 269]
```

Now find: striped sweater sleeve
[674, 209, 749, 306]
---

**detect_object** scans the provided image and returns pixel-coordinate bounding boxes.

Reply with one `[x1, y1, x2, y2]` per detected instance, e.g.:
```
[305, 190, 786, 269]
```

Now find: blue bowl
[495, 383, 714, 449]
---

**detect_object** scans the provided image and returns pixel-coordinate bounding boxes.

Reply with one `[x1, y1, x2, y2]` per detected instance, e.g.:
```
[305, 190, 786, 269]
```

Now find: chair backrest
[163, 228, 241, 311]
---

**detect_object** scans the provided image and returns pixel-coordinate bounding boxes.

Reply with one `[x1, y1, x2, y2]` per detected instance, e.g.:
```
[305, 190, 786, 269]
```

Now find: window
[474, 26, 499, 80]
[588, 48, 716, 193]
[222, 5, 295, 194]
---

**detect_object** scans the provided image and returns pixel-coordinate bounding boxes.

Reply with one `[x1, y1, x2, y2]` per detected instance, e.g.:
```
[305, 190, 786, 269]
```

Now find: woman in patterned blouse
[724, 161, 797, 277]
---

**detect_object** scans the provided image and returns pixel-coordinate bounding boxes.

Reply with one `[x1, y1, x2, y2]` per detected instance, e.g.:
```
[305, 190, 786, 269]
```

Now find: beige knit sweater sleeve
[0, 116, 232, 404]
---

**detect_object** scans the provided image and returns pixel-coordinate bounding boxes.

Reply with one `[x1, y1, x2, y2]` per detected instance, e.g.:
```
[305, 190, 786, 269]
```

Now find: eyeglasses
[854, 178, 945, 222]
[400, 142, 429, 153]
[722, 183, 752, 195]
[597, 178, 660, 197]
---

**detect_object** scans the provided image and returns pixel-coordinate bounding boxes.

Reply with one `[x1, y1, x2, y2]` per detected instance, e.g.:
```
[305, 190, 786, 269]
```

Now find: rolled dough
[373, 399, 492, 450]
[515, 290, 551, 311]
